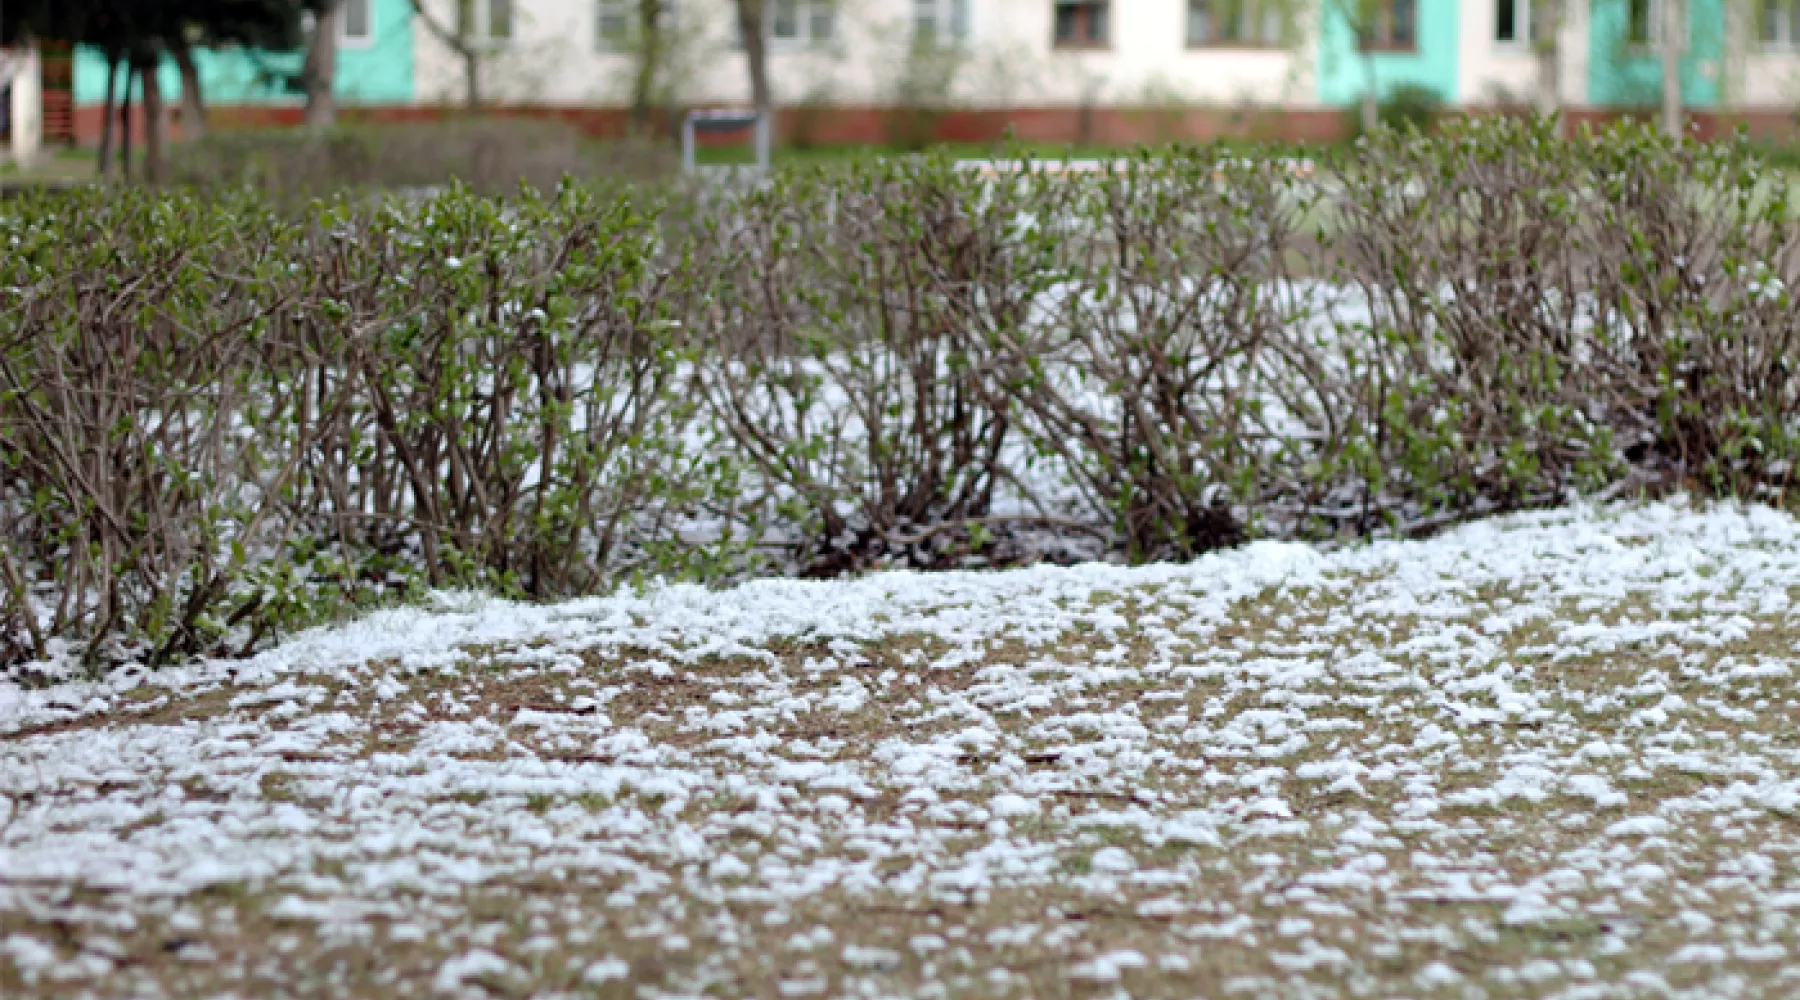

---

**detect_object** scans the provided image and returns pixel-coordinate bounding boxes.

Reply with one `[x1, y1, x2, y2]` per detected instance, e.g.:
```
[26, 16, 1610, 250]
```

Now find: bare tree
[97, 49, 122, 179]
[1532, 0, 1565, 129]
[1661, 0, 1685, 135]
[412, 0, 486, 109]
[171, 37, 208, 140]
[139, 47, 167, 183]
[733, 0, 772, 141]
[628, 0, 670, 134]
[119, 60, 135, 182]
[888, 28, 969, 150]
[304, 0, 341, 126]
[1325, 0, 1384, 133]
[1723, 0, 1775, 120]
[1652, 0, 1754, 136]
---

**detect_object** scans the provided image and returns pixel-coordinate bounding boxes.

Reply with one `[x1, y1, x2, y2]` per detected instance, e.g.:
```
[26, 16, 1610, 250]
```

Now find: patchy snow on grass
[6, 499, 1800, 997]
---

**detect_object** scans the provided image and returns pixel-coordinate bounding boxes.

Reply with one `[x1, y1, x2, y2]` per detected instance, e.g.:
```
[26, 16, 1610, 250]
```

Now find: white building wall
[412, 0, 1316, 110]
[974, 0, 1317, 108]
[1457, 0, 1538, 106]
[1718, 0, 1800, 110]
[1739, 52, 1800, 109]
[1456, 0, 1587, 109]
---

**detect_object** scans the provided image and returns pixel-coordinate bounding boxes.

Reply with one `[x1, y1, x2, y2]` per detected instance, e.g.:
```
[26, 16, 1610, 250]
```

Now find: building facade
[29, 1, 1800, 146]
[60, 0, 415, 141]
[407, 0, 1800, 138]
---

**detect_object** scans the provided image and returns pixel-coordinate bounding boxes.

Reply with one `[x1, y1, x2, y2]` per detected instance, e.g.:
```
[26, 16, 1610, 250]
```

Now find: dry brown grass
[7, 552, 1800, 998]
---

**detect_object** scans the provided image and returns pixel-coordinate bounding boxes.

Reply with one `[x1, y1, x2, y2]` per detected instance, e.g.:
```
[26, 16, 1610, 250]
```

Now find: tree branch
[409, 0, 471, 56]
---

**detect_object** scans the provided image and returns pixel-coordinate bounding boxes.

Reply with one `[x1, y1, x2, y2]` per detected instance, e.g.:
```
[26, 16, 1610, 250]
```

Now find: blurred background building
[6, 0, 1800, 161]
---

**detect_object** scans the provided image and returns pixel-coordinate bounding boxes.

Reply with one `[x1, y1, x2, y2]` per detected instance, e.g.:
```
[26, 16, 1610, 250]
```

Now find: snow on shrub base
[2, 118, 1797, 671]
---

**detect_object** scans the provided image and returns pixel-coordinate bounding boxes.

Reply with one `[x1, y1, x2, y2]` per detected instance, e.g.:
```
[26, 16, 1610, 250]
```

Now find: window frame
[1625, 0, 1661, 47]
[1187, 0, 1285, 49]
[1356, 0, 1418, 53]
[765, 0, 836, 47]
[340, 0, 376, 47]
[488, 0, 515, 42]
[459, 0, 516, 45]
[1494, 0, 1529, 47]
[596, 0, 631, 49]
[915, 0, 973, 46]
[1760, 0, 1800, 47]
[1053, 0, 1111, 50]
[596, 0, 677, 52]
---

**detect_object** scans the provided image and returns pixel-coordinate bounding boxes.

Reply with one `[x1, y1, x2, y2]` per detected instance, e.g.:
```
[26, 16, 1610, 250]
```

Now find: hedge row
[3, 117, 1797, 671]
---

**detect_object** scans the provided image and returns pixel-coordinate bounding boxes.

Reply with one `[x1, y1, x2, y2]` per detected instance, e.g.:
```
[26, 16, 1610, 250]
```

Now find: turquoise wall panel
[1588, 0, 1725, 109]
[73, 0, 413, 106]
[1317, 1, 1461, 106]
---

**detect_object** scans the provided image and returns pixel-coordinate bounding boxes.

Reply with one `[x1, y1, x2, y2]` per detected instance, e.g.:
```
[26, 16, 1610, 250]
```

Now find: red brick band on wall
[69, 103, 1800, 149]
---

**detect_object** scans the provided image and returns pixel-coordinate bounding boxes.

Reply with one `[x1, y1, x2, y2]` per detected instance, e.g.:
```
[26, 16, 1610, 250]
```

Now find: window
[598, 0, 630, 45]
[1626, 0, 1657, 45]
[1188, 0, 1283, 46]
[729, 0, 832, 47]
[1054, 1, 1109, 47]
[1496, 0, 1547, 45]
[1495, 0, 1523, 43]
[771, 0, 834, 42]
[459, 0, 513, 42]
[915, 0, 972, 43]
[1762, 0, 1800, 45]
[598, 0, 676, 50]
[1357, 0, 1416, 50]
[341, 0, 373, 44]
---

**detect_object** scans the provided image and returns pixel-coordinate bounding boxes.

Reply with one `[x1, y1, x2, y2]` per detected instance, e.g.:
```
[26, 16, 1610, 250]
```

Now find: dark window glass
[1391, 0, 1415, 46]
[1054, 2, 1107, 45]
[1628, 0, 1653, 44]
[1496, 0, 1518, 42]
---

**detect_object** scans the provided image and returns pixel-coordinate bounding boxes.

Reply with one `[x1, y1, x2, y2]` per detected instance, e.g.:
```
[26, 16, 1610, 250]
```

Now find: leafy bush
[1324, 115, 1622, 532]
[0, 182, 706, 671]
[1377, 84, 1444, 134]
[1577, 127, 1800, 496]
[286, 184, 707, 597]
[965, 150, 1322, 560]
[5, 120, 1798, 673]
[0, 190, 304, 666]
[697, 156, 1019, 575]
[1318, 118, 1800, 533]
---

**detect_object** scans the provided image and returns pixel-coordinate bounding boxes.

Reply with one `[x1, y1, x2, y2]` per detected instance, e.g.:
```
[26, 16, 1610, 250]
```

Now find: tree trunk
[172, 42, 207, 141]
[140, 53, 166, 185]
[1536, 48, 1560, 122]
[1535, 0, 1561, 128]
[630, 0, 665, 135]
[1661, 0, 1684, 136]
[119, 63, 135, 183]
[456, 0, 482, 109]
[463, 49, 481, 109]
[1360, 53, 1379, 133]
[735, 0, 774, 143]
[407, 0, 481, 109]
[97, 52, 119, 180]
[304, 0, 341, 127]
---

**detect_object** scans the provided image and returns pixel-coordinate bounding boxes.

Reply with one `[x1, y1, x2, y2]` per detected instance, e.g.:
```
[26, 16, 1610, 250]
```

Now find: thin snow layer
[7, 501, 1800, 997]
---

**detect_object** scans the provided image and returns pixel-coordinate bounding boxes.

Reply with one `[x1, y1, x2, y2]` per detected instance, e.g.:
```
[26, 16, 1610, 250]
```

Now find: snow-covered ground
[5, 500, 1800, 998]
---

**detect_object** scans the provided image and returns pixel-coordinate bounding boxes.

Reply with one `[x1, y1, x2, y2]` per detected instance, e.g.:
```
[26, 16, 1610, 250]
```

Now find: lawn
[0, 148, 97, 192]
[6, 500, 1800, 998]
[688, 137, 1330, 169]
